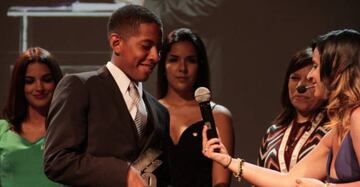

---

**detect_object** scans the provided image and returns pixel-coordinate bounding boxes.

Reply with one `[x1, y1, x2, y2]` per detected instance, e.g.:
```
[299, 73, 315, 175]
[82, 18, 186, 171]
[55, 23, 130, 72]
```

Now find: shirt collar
[106, 61, 143, 97]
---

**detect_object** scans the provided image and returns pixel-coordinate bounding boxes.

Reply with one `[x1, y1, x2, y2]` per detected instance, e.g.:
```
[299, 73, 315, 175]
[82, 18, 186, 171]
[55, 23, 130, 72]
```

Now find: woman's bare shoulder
[211, 102, 232, 118]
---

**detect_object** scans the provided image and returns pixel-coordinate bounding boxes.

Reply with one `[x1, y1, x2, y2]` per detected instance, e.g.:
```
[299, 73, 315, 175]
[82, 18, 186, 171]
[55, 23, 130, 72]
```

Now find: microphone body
[198, 101, 218, 139]
[194, 87, 219, 153]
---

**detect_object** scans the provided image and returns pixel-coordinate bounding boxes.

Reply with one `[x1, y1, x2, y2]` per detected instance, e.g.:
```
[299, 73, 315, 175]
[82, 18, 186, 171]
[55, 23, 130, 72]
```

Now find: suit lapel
[98, 66, 139, 142]
[138, 91, 160, 153]
[98, 66, 160, 154]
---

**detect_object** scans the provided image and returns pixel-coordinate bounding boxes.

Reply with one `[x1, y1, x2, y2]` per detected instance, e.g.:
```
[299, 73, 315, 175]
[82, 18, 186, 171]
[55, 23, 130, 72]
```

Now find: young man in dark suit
[44, 5, 170, 187]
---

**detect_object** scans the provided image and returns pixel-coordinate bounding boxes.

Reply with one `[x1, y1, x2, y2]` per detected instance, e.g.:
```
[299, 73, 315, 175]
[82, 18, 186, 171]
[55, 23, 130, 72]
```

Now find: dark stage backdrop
[0, 1, 359, 186]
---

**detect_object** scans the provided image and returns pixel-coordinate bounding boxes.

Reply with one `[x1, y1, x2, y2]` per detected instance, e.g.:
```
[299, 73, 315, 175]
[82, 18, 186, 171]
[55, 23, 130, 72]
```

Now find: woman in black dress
[157, 28, 234, 187]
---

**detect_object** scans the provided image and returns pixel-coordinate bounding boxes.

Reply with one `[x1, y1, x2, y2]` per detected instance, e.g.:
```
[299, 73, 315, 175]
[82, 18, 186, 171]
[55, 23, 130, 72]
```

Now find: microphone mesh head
[194, 87, 211, 103]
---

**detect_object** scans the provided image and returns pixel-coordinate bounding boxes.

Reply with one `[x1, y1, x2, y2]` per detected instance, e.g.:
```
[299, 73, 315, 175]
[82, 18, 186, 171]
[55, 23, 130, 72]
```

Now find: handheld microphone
[296, 84, 315, 93]
[194, 87, 219, 143]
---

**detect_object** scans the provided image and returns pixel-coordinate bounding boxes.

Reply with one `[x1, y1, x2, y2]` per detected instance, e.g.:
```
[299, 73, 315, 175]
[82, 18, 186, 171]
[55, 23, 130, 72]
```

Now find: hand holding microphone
[195, 87, 219, 152]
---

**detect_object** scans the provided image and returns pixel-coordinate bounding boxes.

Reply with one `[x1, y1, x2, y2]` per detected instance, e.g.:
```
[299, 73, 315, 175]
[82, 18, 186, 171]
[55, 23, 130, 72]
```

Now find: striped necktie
[128, 82, 147, 138]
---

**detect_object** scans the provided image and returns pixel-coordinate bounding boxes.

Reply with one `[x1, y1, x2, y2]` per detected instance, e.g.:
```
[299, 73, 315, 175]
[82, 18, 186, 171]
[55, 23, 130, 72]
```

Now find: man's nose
[148, 47, 160, 62]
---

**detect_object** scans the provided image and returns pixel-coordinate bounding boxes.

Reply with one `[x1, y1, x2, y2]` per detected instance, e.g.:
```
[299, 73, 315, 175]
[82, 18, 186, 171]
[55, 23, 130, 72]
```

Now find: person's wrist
[233, 158, 244, 182]
[223, 155, 232, 168]
[221, 154, 230, 166]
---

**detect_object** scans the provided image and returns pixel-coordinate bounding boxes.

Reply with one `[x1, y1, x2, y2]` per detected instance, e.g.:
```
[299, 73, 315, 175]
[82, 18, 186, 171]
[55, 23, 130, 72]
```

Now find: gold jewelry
[324, 182, 330, 187]
[233, 158, 244, 182]
[203, 147, 208, 153]
[224, 156, 232, 168]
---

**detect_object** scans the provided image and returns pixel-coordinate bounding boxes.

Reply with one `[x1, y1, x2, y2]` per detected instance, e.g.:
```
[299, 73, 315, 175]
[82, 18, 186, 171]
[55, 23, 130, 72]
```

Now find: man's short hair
[107, 5, 163, 38]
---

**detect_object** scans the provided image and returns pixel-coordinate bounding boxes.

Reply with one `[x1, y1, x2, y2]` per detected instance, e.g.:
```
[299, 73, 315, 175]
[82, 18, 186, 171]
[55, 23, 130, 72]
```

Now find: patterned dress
[258, 113, 329, 172]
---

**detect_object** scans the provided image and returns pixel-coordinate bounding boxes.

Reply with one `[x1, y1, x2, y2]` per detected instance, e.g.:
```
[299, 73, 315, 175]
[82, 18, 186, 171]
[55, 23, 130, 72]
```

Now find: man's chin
[139, 69, 153, 80]
[134, 73, 151, 82]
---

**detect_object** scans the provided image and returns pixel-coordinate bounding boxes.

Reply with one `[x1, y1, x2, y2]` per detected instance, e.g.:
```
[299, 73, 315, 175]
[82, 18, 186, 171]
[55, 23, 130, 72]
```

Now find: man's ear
[109, 33, 123, 56]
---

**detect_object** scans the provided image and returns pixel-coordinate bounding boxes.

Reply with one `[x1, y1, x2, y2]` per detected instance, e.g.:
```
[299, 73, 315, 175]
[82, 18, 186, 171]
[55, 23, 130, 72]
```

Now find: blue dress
[326, 133, 360, 183]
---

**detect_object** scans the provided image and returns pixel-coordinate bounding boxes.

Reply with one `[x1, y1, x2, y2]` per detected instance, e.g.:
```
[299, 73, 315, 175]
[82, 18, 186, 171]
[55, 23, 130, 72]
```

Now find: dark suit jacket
[44, 66, 171, 187]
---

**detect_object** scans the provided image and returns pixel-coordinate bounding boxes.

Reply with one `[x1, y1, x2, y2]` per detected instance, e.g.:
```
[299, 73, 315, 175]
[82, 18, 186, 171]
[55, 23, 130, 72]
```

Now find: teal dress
[0, 120, 60, 187]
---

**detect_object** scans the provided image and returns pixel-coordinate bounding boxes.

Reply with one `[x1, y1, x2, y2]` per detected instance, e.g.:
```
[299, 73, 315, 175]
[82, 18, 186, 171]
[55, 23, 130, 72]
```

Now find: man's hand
[127, 166, 147, 187]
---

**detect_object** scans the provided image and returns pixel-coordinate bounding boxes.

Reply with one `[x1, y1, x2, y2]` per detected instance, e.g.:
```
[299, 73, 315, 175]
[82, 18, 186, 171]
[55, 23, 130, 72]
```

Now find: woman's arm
[296, 177, 360, 186]
[212, 105, 234, 187]
[202, 126, 335, 187]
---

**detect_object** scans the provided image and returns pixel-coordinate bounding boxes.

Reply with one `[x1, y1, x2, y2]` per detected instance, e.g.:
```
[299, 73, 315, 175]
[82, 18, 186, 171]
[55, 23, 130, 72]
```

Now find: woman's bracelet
[224, 155, 232, 168]
[233, 158, 244, 182]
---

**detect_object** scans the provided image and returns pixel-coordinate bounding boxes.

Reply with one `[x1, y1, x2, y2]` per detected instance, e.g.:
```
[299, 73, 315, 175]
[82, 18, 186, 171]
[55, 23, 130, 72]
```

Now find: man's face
[116, 23, 162, 82]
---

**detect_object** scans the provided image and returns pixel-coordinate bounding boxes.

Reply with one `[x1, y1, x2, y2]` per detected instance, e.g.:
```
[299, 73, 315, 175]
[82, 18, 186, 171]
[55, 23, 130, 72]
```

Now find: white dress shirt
[106, 61, 148, 124]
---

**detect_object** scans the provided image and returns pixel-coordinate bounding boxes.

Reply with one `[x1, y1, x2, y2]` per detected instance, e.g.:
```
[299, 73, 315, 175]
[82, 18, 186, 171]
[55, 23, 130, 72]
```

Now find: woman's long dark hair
[312, 29, 360, 141]
[2, 47, 63, 132]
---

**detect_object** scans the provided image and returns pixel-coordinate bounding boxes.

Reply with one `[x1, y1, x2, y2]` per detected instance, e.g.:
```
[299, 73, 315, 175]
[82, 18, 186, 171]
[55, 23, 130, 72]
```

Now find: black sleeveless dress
[169, 121, 212, 187]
